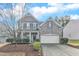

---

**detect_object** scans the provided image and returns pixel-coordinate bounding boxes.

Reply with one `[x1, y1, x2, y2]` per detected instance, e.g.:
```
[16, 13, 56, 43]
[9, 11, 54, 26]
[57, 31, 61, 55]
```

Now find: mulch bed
[68, 44, 79, 49]
[0, 44, 42, 56]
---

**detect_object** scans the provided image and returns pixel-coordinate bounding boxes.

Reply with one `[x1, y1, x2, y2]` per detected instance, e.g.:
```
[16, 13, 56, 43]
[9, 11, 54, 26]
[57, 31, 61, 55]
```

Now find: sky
[0, 3, 79, 21]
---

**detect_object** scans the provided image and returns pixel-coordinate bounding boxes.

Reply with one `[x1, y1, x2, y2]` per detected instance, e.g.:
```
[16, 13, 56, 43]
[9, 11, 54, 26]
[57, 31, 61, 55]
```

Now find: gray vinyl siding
[17, 14, 62, 39]
[40, 20, 61, 36]
[20, 22, 39, 31]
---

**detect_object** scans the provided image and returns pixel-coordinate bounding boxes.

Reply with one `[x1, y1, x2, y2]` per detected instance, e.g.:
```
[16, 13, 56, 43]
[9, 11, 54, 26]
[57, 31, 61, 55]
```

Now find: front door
[32, 33, 37, 42]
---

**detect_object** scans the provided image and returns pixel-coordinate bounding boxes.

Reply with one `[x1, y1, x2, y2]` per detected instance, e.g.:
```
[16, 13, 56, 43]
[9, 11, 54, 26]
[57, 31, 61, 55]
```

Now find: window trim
[49, 22, 51, 28]
[23, 22, 30, 30]
[33, 23, 37, 29]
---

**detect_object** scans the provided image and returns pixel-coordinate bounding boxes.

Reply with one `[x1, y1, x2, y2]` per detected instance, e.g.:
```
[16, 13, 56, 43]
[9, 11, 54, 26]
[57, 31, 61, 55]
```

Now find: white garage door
[41, 34, 59, 44]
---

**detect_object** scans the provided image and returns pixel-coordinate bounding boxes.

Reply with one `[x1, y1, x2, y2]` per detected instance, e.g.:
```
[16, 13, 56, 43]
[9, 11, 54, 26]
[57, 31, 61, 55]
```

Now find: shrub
[23, 38, 29, 43]
[16, 39, 22, 43]
[35, 39, 40, 42]
[6, 37, 30, 44]
[6, 38, 14, 43]
[33, 42, 41, 51]
[60, 38, 69, 44]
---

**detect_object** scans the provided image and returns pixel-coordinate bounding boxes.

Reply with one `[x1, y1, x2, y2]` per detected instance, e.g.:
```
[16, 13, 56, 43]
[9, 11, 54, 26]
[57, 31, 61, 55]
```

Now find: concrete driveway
[42, 44, 79, 56]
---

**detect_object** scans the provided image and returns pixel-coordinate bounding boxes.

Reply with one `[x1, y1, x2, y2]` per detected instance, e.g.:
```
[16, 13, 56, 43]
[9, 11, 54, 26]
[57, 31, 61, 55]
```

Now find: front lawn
[68, 40, 79, 46]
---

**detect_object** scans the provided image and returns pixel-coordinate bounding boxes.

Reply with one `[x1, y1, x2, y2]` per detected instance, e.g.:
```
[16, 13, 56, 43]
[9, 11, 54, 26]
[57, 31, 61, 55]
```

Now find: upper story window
[27, 23, 30, 29]
[23, 22, 30, 30]
[49, 22, 51, 28]
[33, 23, 37, 30]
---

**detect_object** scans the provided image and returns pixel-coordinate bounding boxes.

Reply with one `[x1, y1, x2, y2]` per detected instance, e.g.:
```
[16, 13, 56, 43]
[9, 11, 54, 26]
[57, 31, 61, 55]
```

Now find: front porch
[20, 31, 40, 43]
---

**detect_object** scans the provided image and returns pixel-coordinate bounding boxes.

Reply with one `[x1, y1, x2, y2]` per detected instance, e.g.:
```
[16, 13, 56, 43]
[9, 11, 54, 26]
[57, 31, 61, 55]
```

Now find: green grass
[69, 40, 79, 44]
[68, 40, 79, 46]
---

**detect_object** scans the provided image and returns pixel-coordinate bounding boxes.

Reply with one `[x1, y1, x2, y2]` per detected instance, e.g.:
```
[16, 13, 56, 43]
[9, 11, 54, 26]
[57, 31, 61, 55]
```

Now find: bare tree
[55, 16, 70, 38]
[0, 3, 26, 44]
[0, 5, 17, 43]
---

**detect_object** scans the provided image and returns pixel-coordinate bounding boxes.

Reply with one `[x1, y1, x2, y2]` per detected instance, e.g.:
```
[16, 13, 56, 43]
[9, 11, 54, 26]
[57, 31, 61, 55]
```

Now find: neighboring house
[63, 20, 79, 40]
[17, 13, 40, 43]
[0, 23, 9, 43]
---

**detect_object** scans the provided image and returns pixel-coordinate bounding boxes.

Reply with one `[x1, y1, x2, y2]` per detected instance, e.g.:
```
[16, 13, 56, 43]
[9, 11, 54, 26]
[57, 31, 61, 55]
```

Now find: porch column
[37, 32, 40, 39]
[15, 32, 17, 38]
[29, 32, 32, 43]
[21, 32, 23, 39]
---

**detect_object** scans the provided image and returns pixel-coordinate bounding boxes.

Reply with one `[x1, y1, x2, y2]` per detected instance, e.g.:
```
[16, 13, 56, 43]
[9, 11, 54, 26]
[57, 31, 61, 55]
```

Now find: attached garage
[40, 34, 59, 44]
[40, 19, 62, 44]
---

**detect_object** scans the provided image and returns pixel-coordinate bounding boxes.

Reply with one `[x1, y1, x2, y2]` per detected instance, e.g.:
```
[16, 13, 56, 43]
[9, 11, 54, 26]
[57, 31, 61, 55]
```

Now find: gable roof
[39, 19, 62, 35]
[19, 13, 38, 22]
[40, 19, 62, 28]
[64, 20, 79, 33]
[52, 20, 62, 28]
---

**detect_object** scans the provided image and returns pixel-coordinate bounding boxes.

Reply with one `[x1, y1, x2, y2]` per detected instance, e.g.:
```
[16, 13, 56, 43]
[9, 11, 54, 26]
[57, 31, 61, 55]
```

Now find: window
[49, 22, 51, 28]
[23, 23, 27, 30]
[27, 23, 30, 29]
[23, 23, 30, 30]
[23, 32, 29, 39]
[33, 23, 36, 30]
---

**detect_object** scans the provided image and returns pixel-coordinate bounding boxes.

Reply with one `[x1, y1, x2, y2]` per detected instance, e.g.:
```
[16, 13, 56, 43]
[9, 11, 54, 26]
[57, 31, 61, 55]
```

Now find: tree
[0, 4, 23, 44]
[55, 16, 70, 38]
[0, 3, 26, 44]
[0, 8, 17, 43]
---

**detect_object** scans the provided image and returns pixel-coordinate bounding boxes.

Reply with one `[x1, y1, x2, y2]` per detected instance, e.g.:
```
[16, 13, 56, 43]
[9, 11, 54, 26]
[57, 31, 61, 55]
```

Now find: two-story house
[0, 13, 62, 43]
[17, 13, 40, 43]
[17, 14, 62, 43]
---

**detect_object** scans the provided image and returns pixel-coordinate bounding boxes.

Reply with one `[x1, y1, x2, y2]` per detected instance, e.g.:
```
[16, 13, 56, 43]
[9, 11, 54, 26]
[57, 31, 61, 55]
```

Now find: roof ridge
[39, 19, 62, 28]
[47, 19, 62, 28]
[19, 13, 38, 22]
[53, 20, 62, 28]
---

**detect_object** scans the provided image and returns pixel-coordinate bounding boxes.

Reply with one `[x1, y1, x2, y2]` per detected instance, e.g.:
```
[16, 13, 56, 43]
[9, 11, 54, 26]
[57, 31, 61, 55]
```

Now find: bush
[23, 38, 29, 43]
[6, 38, 30, 44]
[60, 38, 69, 44]
[16, 39, 22, 43]
[35, 39, 40, 42]
[33, 42, 41, 51]
[6, 38, 14, 43]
